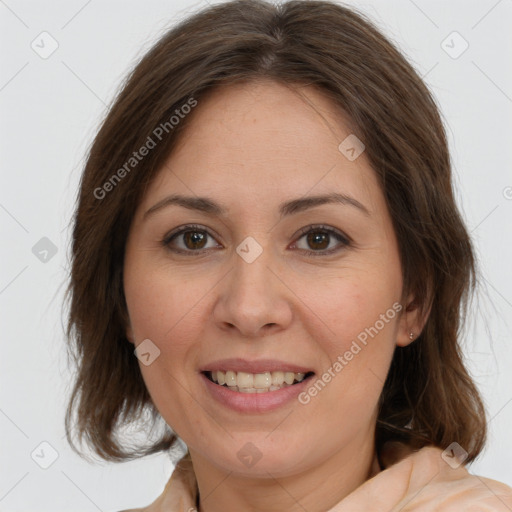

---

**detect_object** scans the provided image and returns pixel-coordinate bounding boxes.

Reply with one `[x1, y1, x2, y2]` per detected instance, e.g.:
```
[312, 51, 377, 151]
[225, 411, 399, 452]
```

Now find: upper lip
[199, 358, 315, 374]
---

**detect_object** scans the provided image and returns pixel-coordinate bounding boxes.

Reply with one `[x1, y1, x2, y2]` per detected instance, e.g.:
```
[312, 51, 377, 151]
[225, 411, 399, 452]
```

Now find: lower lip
[200, 372, 314, 413]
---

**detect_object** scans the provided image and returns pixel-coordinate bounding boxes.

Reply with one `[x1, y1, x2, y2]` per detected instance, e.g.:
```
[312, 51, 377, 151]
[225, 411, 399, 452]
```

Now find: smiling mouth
[203, 370, 315, 393]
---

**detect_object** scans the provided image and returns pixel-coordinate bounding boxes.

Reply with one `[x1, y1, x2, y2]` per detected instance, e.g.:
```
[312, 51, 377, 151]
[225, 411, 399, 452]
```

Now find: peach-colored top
[119, 451, 199, 512]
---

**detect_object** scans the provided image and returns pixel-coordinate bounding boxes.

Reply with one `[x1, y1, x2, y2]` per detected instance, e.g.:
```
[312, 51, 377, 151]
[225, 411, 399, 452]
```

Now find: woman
[64, 0, 512, 510]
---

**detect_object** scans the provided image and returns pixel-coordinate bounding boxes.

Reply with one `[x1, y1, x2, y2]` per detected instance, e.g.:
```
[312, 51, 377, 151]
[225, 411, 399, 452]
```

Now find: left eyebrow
[279, 192, 371, 217]
[143, 192, 371, 221]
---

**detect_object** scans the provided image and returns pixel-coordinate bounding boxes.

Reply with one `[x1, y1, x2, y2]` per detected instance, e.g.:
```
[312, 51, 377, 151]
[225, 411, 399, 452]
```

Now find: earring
[409, 331, 414, 340]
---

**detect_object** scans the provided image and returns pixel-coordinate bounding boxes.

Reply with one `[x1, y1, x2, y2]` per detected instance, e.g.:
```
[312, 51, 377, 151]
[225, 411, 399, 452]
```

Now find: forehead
[138, 80, 380, 217]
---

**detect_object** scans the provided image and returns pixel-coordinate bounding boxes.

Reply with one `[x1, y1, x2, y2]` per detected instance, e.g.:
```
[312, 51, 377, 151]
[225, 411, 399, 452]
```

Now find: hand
[328, 442, 512, 511]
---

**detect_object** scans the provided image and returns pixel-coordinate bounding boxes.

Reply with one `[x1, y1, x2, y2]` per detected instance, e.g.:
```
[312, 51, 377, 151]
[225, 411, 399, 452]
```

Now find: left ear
[396, 293, 431, 347]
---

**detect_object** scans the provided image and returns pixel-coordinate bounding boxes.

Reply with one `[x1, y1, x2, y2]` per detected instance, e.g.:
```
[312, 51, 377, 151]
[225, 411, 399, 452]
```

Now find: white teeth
[208, 370, 309, 392]
[237, 372, 253, 388]
[253, 372, 272, 389]
[225, 370, 237, 387]
[284, 372, 295, 385]
[271, 371, 284, 386]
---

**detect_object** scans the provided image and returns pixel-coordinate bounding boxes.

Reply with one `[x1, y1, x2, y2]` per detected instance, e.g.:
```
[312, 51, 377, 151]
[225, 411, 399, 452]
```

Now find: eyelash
[161, 224, 351, 257]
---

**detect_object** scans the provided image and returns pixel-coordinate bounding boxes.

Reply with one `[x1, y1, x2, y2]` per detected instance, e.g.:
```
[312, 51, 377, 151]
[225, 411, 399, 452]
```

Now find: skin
[123, 79, 429, 512]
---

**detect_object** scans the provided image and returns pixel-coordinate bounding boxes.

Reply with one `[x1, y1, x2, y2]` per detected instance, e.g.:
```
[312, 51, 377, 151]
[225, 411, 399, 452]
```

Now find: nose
[212, 242, 293, 338]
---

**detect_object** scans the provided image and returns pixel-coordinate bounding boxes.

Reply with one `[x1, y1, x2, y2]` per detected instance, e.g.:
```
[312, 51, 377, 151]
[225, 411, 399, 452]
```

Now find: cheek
[294, 268, 400, 422]
[124, 259, 207, 346]
[123, 261, 211, 422]
[329, 287, 399, 355]
[296, 262, 401, 352]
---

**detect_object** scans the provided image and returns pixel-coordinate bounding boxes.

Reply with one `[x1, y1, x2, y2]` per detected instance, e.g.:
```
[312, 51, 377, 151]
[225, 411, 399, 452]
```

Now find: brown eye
[306, 231, 330, 250]
[182, 230, 207, 250]
[293, 226, 350, 256]
[162, 224, 220, 254]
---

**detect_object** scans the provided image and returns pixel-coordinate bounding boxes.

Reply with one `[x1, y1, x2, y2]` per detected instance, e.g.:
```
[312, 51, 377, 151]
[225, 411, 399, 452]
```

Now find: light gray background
[1, 0, 511, 510]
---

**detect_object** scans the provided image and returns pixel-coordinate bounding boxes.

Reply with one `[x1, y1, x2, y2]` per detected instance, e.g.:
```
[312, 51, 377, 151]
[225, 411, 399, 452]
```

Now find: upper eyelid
[294, 224, 351, 242]
[163, 224, 218, 243]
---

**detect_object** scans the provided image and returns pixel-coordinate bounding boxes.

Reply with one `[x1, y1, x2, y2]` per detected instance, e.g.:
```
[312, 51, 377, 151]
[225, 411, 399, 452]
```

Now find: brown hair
[64, 0, 487, 463]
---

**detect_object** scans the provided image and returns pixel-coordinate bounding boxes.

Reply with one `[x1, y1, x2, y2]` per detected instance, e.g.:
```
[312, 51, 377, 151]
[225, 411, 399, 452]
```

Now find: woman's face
[123, 80, 419, 478]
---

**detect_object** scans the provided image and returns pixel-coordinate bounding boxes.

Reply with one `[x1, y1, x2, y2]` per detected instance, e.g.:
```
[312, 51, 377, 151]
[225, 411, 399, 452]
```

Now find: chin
[201, 437, 311, 478]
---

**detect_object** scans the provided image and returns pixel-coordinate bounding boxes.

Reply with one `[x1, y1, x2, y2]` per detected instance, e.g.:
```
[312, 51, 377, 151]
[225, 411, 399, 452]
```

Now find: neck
[190, 435, 379, 512]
